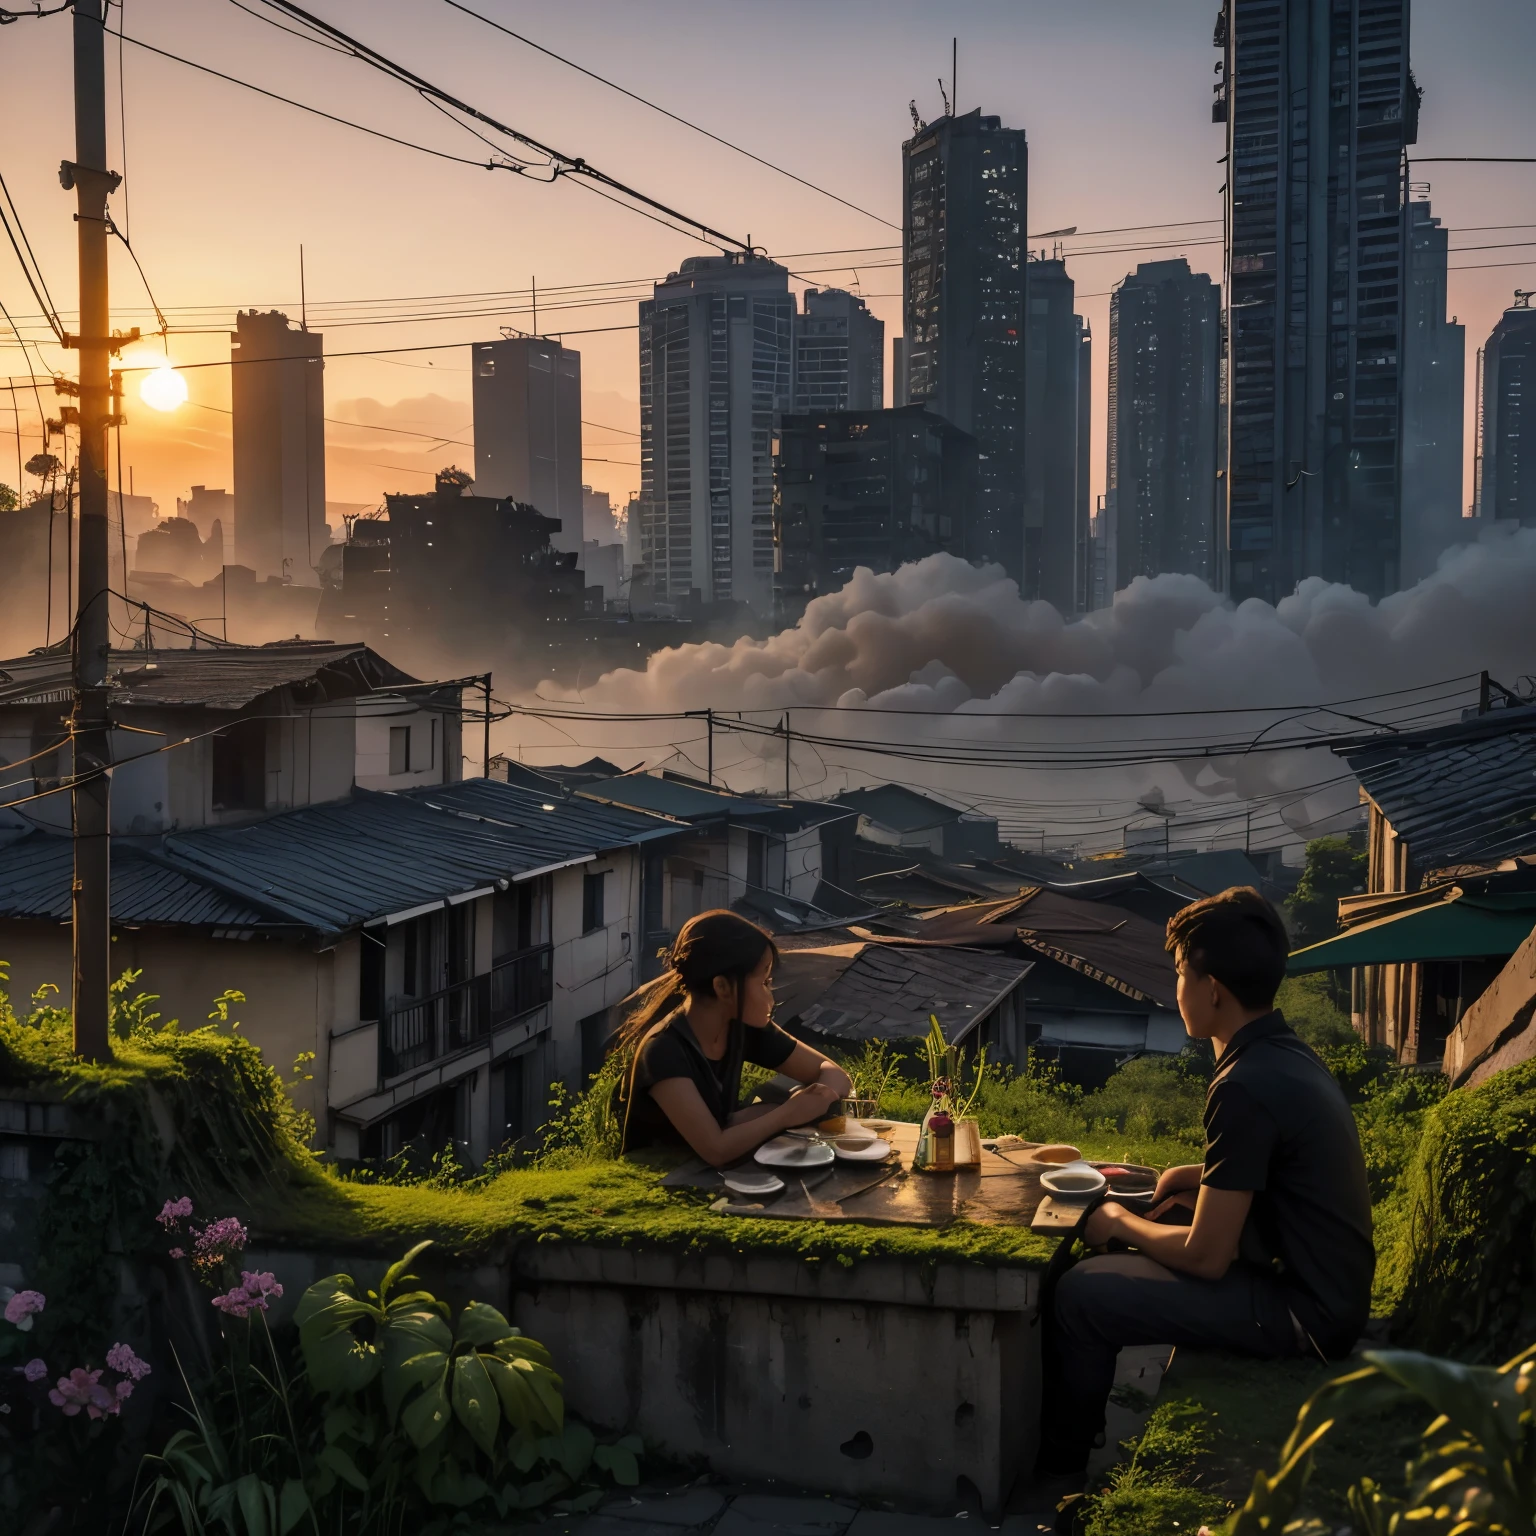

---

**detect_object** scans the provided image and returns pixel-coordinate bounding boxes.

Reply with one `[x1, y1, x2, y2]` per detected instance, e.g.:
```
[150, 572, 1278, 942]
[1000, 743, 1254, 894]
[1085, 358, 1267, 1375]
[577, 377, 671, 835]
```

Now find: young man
[1038, 885, 1374, 1476]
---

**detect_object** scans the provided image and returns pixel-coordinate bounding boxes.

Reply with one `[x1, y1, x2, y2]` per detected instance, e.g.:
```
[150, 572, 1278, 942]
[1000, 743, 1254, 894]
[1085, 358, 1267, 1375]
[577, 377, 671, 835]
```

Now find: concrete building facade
[231, 311, 326, 584]
[792, 288, 885, 413]
[637, 254, 793, 614]
[1399, 199, 1466, 584]
[471, 336, 583, 558]
[1106, 258, 1222, 588]
[902, 109, 1029, 584]
[1216, 0, 1418, 603]
[1476, 294, 1536, 528]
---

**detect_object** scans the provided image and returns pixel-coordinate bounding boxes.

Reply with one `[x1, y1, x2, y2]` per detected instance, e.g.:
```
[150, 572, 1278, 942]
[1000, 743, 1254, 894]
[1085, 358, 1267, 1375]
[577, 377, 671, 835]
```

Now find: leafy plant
[295, 1241, 638, 1519]
[1209, 1342, 1536, 1536]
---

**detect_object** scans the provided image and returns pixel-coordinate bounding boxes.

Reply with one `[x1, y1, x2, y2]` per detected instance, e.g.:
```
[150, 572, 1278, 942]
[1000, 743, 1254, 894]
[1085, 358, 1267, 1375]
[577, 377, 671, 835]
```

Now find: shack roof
[1287, 887, 1536, 973]
[899, 887, 1178, 1009]
[831, 783, 979, 834]
[1337, 706, 1536, 870]
[774, 941, 1032, 1045]
[0, 779, 683, 937]
[0, 641, 426, 713]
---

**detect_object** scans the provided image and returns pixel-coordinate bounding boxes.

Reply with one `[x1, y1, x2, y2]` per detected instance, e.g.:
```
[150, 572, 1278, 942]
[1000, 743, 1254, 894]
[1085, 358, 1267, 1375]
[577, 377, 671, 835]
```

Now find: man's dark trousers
[1041, 1253, 1306, 1468]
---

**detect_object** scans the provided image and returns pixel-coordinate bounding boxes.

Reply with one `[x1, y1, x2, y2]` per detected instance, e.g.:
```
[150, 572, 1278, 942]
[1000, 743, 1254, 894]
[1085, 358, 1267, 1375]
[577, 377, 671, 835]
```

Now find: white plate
[1039, 1161, 1107, 1203]
[832, 1138, 892, 1163]
[723, 1168, 785, 1197]
[755, 1137, 836, 1170]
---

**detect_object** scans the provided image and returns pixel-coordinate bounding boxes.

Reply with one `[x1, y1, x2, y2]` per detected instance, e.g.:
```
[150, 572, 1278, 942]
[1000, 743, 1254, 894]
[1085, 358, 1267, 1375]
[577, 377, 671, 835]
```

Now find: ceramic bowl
[1039, 1161, 1108, 1203]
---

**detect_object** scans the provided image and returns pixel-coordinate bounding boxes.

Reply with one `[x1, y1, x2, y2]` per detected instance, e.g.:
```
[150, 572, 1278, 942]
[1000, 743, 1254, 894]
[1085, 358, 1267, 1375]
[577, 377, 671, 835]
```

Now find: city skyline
[0, 0, 1532, 580]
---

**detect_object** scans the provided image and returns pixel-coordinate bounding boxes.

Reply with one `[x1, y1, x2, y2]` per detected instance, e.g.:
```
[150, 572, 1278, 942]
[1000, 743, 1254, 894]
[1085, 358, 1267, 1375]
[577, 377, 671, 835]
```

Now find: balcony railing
[381, 944, 552, 1079]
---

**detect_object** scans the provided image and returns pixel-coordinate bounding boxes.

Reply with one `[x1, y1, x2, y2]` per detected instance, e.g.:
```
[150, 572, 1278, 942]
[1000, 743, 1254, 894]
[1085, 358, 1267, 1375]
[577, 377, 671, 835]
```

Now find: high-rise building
[637, 253, 792, 613]
[1216, 0, 1419, 603]
[1073, 317, 1094, 613]
[471, 336, 583, 557]
[902, 108, 1029, 583]
[793, 289, 884, 412]
[773, 406, 977, 625]
[1399, 199, 1465, 584]
[1022, 256, 1083, 610]
[231, 311, 325, 584]
[892, 337, 908, 407]
[1476, 293, 1536, 527]
[1106, 258, 1222, 588]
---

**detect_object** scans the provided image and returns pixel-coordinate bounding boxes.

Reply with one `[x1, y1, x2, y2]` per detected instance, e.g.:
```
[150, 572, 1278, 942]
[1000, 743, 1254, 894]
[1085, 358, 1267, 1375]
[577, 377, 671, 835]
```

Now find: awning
[1288, 892, 1536, 972]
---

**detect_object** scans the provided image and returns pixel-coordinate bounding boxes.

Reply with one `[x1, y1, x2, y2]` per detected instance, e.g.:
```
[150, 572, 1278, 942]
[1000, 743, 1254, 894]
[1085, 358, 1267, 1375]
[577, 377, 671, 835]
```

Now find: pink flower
[114, 1379, 134, 1401]
[4, 1290, 44, 1328]
[49, 1367, 119, 1419]
[106, 1342, 151, 1382]
[193, 1216, 248, 1265]
[156, 1196, 194, 1227]
[211, 1270, 282, 1319]
[21, 1359, 47, 1383]
[168, 1248, 184, 1260]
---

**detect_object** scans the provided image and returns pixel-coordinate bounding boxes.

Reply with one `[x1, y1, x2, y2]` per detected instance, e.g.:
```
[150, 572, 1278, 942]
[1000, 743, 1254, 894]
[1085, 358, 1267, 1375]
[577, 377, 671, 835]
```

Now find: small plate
[863, 1120, 894, 1133]
[1039, 1161, 1108, 1203]
[832, 1138, 892, 1163]
[756, 1137, 836, 1170]
[723, 1168, 785, 1197]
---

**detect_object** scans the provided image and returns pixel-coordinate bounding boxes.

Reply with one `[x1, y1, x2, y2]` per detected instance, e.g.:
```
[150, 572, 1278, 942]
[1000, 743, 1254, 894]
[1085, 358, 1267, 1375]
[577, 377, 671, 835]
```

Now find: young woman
[618, 909, 852, 1166]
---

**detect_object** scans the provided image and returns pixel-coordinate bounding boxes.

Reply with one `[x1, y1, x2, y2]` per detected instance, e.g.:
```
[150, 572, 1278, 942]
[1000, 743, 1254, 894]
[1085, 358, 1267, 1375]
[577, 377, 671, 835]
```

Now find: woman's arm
[776, 1040, 852, 1098]
[648, 1075, 841, 1168]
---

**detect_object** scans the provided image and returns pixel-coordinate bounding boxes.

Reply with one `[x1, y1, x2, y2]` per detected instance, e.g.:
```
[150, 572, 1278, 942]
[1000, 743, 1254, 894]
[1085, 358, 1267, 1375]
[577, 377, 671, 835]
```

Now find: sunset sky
[2, 0, 1532, 535]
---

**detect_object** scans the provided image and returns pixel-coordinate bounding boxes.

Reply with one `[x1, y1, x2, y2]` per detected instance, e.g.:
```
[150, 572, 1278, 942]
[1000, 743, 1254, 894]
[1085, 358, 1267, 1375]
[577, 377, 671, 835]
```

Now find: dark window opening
[359, 931, 385, 1022]
[389, 725, 411, 775]
[582, 868, 607, 934]
[580, 1009, 612, 1083]
[211, 717, 266, 812]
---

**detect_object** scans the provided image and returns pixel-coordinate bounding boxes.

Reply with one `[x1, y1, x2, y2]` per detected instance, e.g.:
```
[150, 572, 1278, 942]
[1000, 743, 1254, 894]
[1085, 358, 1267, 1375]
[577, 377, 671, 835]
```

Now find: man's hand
[1150, 1189, 1199, 1221]
[1153, 1164, 1204, 1204]
[1082, 1200, 1128, 1247]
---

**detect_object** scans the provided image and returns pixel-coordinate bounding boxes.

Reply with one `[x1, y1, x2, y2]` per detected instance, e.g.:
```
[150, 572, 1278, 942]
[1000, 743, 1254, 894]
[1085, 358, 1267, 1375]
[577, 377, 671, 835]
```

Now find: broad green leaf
[379, 1310, 453, 1422]
[232, 1473, 274, 1536]
[317, 1444, 369, 1494]
[502, 1468, 570, 1510]
[452, 1351, 502, 1458]
[458, 1300, 515, 1347]
[560, 1488, 604, 1513]
[277, 1479, 311, 1536]
[555, 1420, 595, 1481]
[430, 1462, 492, 1508]
[322, 1404, 362, 1446]
[1364, 1350, 1521, 1458]
[493, 1334, 556, 1371]
[509, 1428, 541, 1474]
[296, 1280, 382, 1397]
[485, 1356, 562, 1436]
[378, 1239, 434, 1305]
[593, 1442, 640, 1486]
[400, 1372, 452, 1449]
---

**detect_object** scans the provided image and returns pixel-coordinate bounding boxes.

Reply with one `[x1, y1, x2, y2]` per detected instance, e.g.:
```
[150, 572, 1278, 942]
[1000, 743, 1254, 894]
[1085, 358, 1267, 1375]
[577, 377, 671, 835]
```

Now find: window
[389, 725, 411, 775]
[582, 868, 607, 934]
[497, 1055, 528, 1145]
[359, 931, 385, 1022]
[211, 717, 266, 811]
[580, 1009, 613, 1083]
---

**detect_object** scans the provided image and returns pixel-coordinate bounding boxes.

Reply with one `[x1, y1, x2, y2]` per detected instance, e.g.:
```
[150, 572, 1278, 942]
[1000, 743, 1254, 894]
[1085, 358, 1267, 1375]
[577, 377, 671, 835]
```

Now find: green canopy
[1288, 893, 1536, 973]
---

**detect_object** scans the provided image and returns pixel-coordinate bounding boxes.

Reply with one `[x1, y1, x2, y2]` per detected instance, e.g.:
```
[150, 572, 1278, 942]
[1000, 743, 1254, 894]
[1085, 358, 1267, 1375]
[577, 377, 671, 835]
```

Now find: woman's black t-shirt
[622, 1011, 799, 1152]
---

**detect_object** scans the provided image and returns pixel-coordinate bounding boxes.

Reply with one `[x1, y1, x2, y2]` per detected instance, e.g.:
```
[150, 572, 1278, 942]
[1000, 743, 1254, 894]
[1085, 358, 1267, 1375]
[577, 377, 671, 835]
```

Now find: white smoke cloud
[512, 526, 1536, 855]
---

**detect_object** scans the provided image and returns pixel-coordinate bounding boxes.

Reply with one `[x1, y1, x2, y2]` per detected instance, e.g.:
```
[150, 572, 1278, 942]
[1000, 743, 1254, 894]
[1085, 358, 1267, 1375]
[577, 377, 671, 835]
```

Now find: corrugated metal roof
[781, 942, 1032, 1044]
[1338, 708, 1536, 871]
[0, 832, 279, 927]
[578, 773, 782, 823]
[0, 779, 685, 936]
[0, 642, 423, 712]
[831, 783, 969, 833]
[162, 779, 682, 933]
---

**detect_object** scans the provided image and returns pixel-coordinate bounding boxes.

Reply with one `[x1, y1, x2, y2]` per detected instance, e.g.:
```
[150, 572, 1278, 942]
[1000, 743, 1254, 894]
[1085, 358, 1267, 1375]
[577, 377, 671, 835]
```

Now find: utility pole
[66, 0, 118, 1061]
[482, 673, 492, 777]
[782, 711, 791, 799]
[705, 708, 714, 786]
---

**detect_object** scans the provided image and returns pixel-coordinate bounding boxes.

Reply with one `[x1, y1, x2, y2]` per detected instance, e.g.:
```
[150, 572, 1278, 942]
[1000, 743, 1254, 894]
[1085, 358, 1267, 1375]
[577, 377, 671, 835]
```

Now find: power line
[250, 0, 750, 250]
[0, 168, 64, 342]
[441, 0, 901, 233]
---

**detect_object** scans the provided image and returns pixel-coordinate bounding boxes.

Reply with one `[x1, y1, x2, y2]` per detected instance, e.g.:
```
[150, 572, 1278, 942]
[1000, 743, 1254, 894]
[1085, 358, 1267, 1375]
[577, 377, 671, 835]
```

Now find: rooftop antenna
[1515, 290, 1535, 309]
[908, 99, 924, 135]
[952, 36, 958, 116]
[299, 245, 307, 332]
[532, 275, 538, 335]
[937, 76, 951, 118]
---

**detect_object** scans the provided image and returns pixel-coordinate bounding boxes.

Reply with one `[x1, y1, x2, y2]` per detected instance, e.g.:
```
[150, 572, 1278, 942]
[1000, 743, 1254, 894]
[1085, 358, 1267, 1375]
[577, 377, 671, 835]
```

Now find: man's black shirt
[1201, 1011, 1374, 1355]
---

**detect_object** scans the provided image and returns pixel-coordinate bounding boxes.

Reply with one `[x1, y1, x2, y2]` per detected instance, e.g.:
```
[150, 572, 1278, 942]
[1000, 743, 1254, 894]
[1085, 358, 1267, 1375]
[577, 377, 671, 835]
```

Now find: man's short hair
[1165, 886, 1289, 1010]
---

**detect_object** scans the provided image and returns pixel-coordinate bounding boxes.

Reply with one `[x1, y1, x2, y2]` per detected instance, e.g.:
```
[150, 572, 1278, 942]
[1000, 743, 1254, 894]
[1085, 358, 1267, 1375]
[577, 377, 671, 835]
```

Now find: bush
[1079, 1055, 1208, 1143]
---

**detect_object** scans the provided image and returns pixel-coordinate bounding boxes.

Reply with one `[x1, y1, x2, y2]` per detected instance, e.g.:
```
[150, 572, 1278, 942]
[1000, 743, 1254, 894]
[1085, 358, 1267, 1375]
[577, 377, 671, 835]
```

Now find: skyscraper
[471, 336, 583, 557]
[1216, 0, 1419, 603]
[793, 289, 884, 412]
[1106, 258, 1222, 588]
[1399, 199, 1465, 584]
[637, 253, 792, 612]
[1022, 256, 1084, 610]
[902, 108, 1029, 583]
[231, 310, 325, 584]
[1476, 293, 1536, 527]
[1073, 317, 1094, 613]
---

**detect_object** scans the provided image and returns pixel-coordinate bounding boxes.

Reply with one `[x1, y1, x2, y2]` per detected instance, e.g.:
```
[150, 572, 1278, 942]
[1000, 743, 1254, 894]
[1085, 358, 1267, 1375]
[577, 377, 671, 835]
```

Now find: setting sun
[138, 363, 188, 412]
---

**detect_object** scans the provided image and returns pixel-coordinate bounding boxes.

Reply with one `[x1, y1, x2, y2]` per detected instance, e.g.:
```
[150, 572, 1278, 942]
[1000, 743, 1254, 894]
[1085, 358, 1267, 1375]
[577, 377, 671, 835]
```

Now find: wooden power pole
[66, 0, 118, 1060]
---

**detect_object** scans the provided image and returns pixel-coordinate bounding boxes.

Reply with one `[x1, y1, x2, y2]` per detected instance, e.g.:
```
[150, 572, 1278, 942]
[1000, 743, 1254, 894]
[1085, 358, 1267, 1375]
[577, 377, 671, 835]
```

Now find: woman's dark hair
[614, 909, 777, 1054]
[1165, 885, 1289, 1010]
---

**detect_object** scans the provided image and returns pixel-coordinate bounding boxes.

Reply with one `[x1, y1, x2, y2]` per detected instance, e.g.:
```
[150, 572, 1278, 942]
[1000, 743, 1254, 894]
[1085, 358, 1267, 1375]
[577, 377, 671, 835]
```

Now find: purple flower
[168, 1248, 184, 1260]
[156, 1196, 194, 1228]
[21, 1359, 47, 1383]
[4, 1290, 44, 1329]
[106, 1342, 151, 1382]
[114, 1378, 134, 1402]
[193, 1216, 248, 1264]
[49, 1367, 119, 1419]
[210, 1270, 282, 1319]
